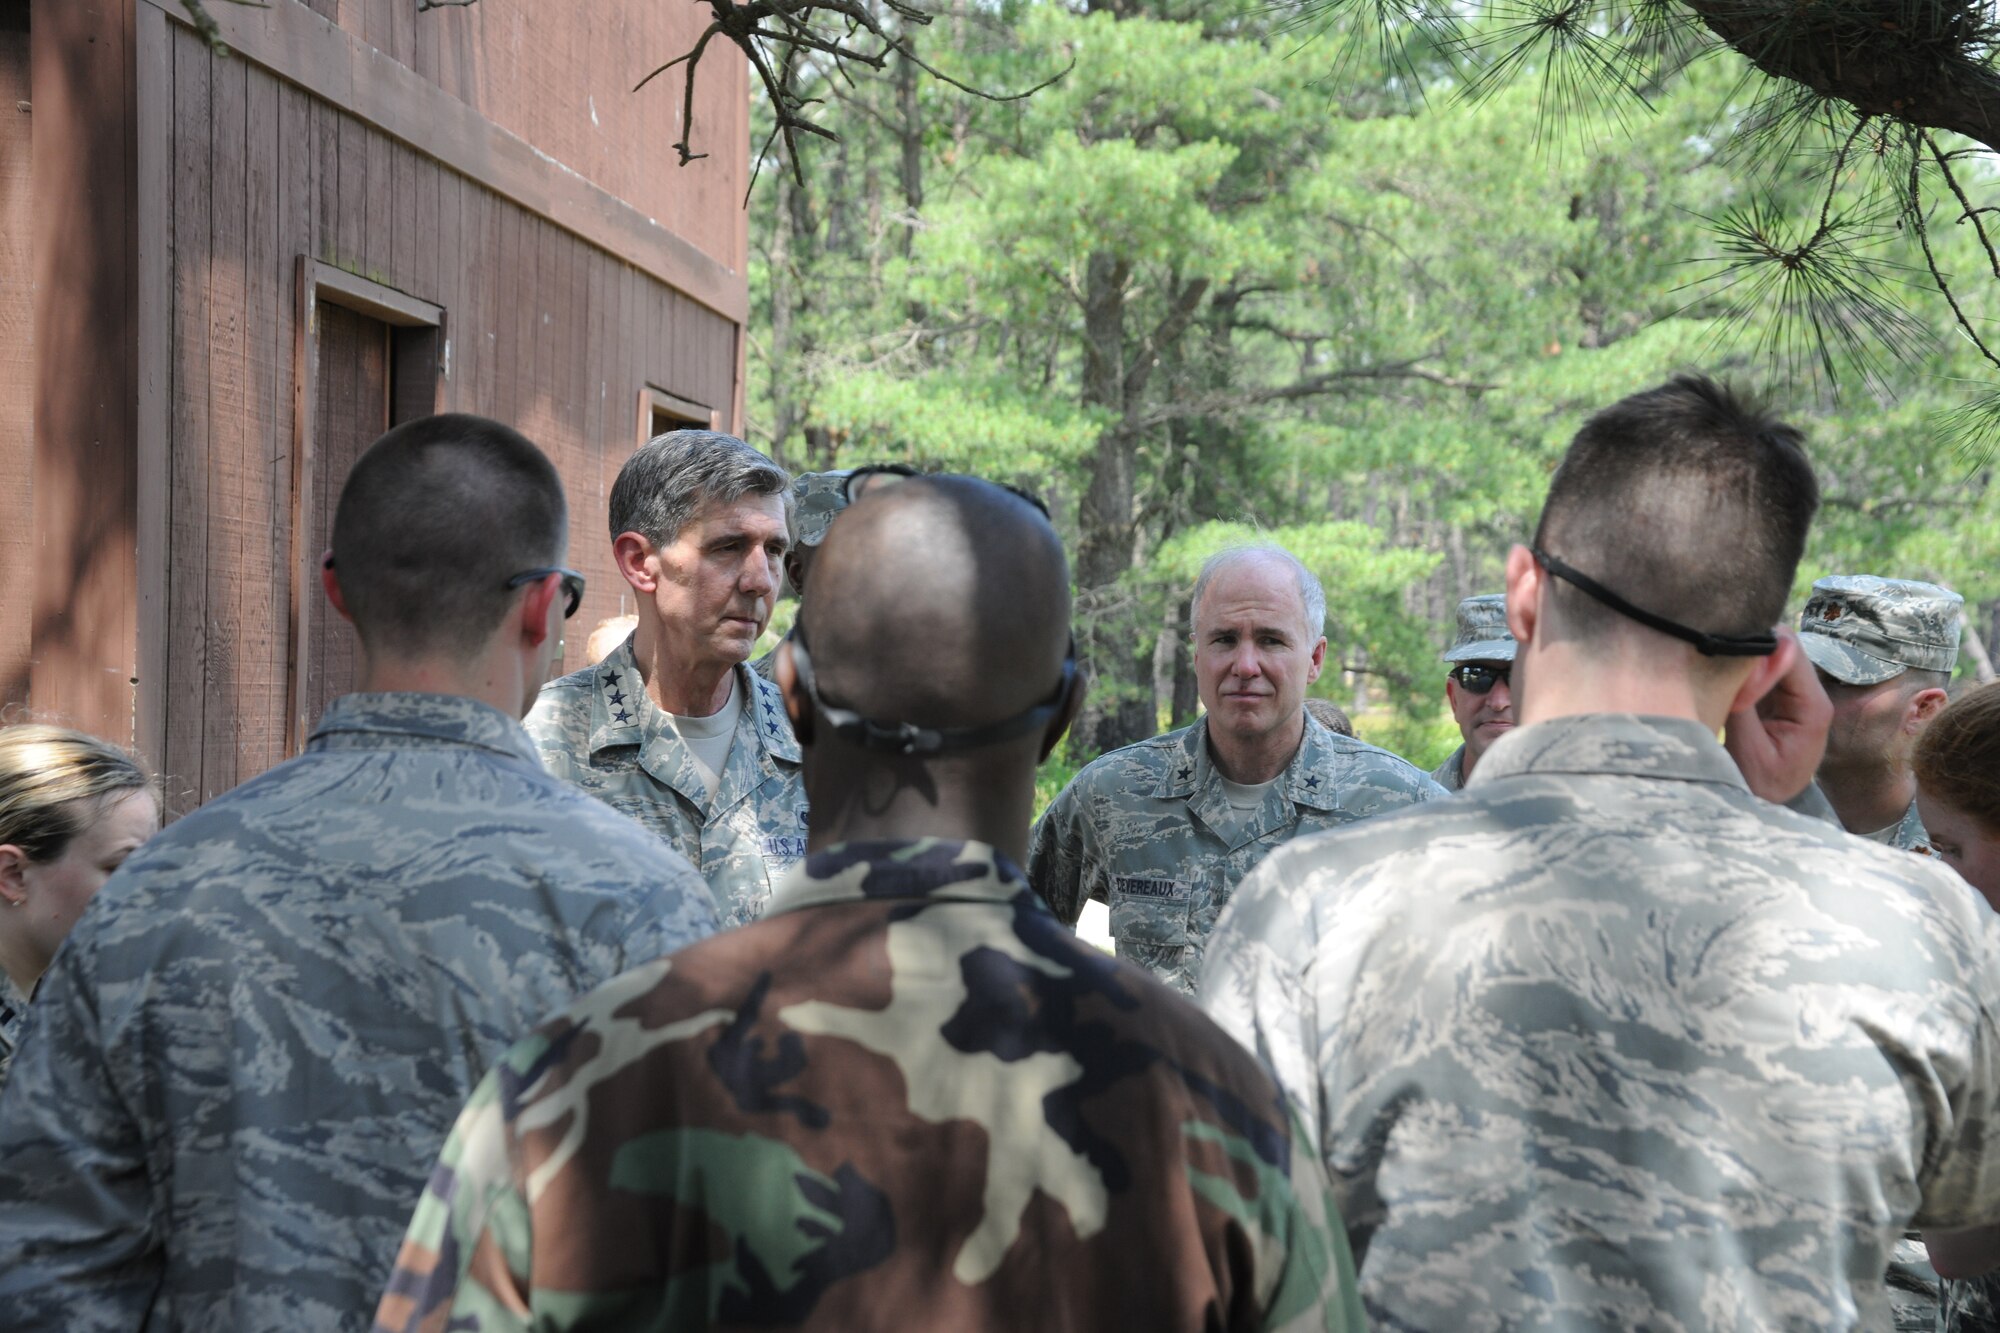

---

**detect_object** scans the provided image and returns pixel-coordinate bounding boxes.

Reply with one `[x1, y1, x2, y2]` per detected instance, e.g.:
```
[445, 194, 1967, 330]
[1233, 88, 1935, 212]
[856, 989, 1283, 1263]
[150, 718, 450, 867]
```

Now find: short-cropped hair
[331, 414, 568, 661]
[608, 430, 792, 548]
[1915, 682, 2000, 836]
[1191, 545, 1327, 640]
[1532, 375, 1819, 647]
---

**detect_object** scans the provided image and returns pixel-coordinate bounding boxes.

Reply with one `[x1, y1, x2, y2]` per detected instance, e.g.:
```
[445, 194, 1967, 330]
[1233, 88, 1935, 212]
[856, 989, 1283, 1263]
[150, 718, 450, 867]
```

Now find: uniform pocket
[1107, 875, 1192, 947]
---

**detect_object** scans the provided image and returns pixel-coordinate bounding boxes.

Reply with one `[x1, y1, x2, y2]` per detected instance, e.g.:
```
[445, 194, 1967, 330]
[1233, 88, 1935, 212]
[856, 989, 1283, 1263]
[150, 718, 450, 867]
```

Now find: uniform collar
[307, 692, 541, 768]
[1432, 745, 1467, 791]
[1154, 715, 1347, 812]
[765, 838, 1032, 915]
[586, 641, 802, 767]
[1469, 713, 1748, 792]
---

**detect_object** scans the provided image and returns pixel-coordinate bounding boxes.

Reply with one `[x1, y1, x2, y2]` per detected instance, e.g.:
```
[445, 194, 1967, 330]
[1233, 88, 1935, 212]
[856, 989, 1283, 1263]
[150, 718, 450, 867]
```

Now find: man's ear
[320, 552, 353, 623]
[1908, 685, 1951, 733]
[1725, 631, 1798, 717]
[784, 552, 807, 600]
[1503, 545, 1539, 648]
[1040, 668, 1088, 764]
[0, 845, 30, 907]
[614, 532, 660, 594]
[518, 573, 561, 651]
[1444, 676, 1462, 711]
[1305, 636, 1328, 686]
[775, 639, 813, 747]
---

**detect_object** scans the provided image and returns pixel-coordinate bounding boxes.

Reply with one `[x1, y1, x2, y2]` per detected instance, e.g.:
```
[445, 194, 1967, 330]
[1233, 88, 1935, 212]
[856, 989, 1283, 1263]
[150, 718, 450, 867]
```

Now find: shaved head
[800, 476, 1071, 737]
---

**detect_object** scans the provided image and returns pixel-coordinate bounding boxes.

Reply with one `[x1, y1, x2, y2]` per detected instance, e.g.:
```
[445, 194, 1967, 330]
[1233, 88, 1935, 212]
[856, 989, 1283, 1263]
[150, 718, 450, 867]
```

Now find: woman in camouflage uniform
[0, 725, 155, 1092]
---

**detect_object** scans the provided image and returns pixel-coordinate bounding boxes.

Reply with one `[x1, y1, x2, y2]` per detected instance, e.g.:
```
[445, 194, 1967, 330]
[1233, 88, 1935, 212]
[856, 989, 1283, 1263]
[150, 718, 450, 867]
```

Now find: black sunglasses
[505, 566, 586, 619]
[1450, 662, 1511, 695]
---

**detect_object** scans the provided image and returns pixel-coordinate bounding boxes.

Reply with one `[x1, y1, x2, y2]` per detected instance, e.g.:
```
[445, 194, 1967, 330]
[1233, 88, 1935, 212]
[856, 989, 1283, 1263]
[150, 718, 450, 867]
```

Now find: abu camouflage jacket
[374, 838, 1364, 1333]
[1201, 712, 2000, 1331]
[526, 640, 808, 927]
[1029, 714, 1443, 994]
[0, 692, 718, 1333]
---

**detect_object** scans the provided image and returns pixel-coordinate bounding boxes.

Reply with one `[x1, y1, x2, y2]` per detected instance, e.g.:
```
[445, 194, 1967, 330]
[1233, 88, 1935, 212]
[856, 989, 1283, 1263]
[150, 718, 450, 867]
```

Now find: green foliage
[750, 0, 2000, 767]
[1352, 706, 1463, 774]
[811, 370, 1106, 479]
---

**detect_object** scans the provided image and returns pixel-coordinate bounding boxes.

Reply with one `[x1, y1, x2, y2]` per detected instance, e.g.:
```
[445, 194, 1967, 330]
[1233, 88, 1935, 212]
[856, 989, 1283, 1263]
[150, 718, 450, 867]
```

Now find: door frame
[288, 258, 442, 752]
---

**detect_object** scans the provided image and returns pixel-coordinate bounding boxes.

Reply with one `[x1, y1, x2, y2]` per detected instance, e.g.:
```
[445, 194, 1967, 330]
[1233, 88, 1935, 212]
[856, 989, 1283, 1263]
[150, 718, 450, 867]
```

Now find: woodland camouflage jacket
[374, 838, 1365, 1333]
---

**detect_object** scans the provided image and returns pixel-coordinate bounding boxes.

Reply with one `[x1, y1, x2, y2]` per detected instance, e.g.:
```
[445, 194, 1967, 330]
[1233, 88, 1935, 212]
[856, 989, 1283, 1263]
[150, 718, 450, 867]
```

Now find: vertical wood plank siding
[0, 22, 33, 718]
[151, 23, 740, 814]
[19, 0, 140, 752]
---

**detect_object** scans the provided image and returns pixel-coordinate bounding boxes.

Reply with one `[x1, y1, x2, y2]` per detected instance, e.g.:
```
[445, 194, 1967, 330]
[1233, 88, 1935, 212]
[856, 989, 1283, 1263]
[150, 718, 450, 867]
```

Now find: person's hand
[1724, 627, 1831, 804]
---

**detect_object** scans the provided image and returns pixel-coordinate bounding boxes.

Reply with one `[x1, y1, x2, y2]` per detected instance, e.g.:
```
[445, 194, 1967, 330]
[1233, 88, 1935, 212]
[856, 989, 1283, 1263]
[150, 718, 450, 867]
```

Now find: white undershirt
[664, 674, 741, 803]
[1218, 773, 1279, 812]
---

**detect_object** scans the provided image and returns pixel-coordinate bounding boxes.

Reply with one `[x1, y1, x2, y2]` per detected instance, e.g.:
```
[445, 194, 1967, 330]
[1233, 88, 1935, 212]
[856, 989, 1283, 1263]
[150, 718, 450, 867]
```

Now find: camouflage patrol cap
[1798, 575, 1963, 685]
[1442, 593, 1518, 664]
[790, 470, 855, 548]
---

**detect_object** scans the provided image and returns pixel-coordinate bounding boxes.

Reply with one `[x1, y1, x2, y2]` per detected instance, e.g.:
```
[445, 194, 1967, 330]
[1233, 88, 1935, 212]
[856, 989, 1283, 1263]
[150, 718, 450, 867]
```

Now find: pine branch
[1675, 0, 2000, 154]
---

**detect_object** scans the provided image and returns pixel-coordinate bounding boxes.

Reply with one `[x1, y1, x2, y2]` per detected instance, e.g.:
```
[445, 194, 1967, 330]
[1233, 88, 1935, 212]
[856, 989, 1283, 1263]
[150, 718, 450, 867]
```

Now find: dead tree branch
[628, 0, 1070, 186]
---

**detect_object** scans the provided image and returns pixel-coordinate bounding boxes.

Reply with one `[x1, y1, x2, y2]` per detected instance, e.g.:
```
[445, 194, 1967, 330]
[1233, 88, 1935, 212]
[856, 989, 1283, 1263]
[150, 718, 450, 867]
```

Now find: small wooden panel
[25, 0, 140, 755]
[135, 0, 174, 768]
[163, 24, 214, 814]
[202, 50, 248, 803]
[243, 64, 287, 779]
[0, 11, 33, 717]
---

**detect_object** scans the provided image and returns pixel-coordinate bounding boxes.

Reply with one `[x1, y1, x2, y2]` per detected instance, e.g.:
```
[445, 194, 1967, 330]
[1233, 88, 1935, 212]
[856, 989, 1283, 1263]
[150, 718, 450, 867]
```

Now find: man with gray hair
[527, 430, 808, 927]
[1028, 544, 1443, 994]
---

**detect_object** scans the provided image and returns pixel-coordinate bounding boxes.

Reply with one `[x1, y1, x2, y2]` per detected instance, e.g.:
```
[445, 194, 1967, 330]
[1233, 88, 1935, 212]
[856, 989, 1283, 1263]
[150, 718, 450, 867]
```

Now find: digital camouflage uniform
[1798, 574, 1961, 865]
[527, 641, 808, 927]
[1028, 714, 1443, 994]
[0, 971, 26, 1096]
[752, 470, 854, 684]
[1801, 577, 1963, 1324]
[373, 838, 1365, 1333]
[1431, 592, 1518, 793]
[1946, 1274, 2000, 1333]
[1200, 713, 2000, 1331]
[0, 693, 718, 1333]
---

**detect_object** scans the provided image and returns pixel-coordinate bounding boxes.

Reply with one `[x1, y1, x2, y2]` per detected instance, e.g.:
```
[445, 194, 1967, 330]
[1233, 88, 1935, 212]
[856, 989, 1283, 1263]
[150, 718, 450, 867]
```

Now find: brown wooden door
[299, 299, 388, 740]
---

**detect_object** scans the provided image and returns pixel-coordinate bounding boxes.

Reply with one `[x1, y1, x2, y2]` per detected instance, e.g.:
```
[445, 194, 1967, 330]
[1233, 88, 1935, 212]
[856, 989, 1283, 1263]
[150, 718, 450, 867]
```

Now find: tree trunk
[1961, 610, 1998, 684]
[1073, 251, 1154, 755]
[1170, 592, 1200, 727]
[896, 46, 922, 261]
[767, 160, 801, 458]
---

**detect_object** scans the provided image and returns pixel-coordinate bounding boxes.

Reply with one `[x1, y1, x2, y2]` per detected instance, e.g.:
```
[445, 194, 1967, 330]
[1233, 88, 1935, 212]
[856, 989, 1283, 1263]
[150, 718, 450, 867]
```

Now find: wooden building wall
[149, 18, 740, 814]
[0, 0, 749, 817]
[291, 0, 749, 281]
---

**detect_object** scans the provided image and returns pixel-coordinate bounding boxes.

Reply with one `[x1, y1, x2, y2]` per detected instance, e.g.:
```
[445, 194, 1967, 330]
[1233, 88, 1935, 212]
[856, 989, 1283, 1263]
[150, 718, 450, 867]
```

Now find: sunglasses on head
[841, 463, 921, 504]
[505, 566, 586, 619]
[842, 465, 1052, 520]
[1450, 662, 1510, 695]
